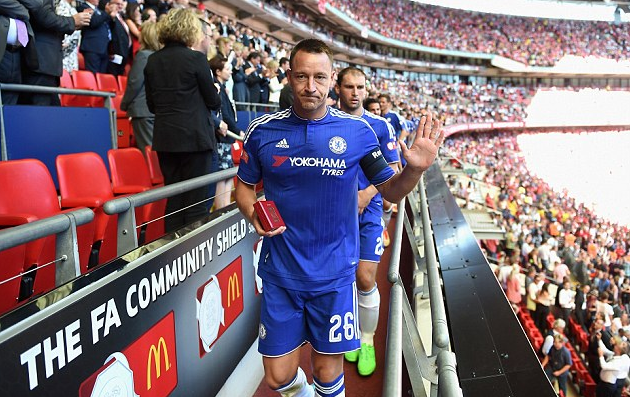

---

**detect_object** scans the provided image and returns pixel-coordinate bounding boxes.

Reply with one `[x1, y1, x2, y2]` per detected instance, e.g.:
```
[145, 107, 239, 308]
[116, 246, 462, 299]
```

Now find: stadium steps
[461, 208, 506, 240]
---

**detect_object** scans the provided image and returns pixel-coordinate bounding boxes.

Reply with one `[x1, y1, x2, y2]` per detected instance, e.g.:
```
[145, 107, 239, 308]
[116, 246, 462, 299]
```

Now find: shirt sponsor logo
[387, 141, 397, 151]
[272, 155, 289, 167]
[288, 157, 346, 168]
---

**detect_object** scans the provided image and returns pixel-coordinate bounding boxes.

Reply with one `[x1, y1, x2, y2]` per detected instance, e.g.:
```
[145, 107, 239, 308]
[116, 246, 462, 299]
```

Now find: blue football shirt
[359, 110, 400, 210]
[238, 107, 395, 290]
[383, 111, 403, 140]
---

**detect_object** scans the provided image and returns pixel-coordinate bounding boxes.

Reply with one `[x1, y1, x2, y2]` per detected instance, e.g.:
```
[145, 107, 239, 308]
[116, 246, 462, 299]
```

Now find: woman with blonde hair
[266, 59, 284, 105]
[121, 21, 162, 155]
[144, 9, 221, 232]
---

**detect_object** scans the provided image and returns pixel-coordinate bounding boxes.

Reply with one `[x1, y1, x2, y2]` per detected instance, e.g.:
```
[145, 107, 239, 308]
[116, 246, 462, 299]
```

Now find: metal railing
[0, 208, 94, 287]
[0, 83, 118, 157]
[103, 168, 238, 256]
[382, 174, 463, 397]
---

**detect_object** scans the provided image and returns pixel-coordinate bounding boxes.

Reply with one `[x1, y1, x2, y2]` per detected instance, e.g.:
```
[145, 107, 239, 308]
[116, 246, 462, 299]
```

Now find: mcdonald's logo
[197, 257, 244, 357]
[147, 337, 171, 391]
[227, 273, 240, 308]
[81, 312, 177, 397]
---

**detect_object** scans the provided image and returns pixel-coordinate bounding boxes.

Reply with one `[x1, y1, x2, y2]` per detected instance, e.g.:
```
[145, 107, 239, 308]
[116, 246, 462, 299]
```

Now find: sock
[358, 285, 380, 345]
[313, 372, 345, 397]
[275, 367, 313, 397]
[382, 205, 393, 228]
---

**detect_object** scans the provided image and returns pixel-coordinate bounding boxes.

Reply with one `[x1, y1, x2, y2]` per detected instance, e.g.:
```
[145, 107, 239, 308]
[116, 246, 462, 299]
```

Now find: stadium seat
[107, 148, 165, 243]
[96, 73, 120, 94]
[0, 159, 94, 296]
[78, 52, 85, 70]
[71, 70, 104, 107]
[111, 94, 133, 148]
[59, 70, 75, 107]
[0, 245, 26, 314]
[144, 146, 164, 186]
[117, 75, 127, 93]
[56, 152, 118, 266]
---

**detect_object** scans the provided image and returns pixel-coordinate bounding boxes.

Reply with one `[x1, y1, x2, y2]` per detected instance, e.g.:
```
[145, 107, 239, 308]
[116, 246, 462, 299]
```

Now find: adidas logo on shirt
[275, 138, 289, 148]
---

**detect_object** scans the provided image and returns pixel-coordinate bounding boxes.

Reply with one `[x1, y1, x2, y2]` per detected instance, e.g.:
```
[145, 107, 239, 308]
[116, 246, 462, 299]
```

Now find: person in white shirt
[542, 319, 566, 356]
[558, 281, 576, 323]
[597, 292, 615, 329]
[597, 336, 630, 397]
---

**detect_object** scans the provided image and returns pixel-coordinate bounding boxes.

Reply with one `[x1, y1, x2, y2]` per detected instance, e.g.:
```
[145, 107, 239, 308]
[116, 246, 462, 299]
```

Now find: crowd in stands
[446, 131, 630, 395]
[326, 0, 630, 67]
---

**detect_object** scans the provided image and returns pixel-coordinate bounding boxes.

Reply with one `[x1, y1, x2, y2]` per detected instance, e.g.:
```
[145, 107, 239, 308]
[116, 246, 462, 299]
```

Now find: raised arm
[377, 112, 444, 202]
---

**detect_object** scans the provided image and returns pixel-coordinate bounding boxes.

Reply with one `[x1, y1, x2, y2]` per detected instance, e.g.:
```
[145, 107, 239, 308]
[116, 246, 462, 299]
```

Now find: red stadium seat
[96, 73, 120, 94]
[117, 75, 127, 93]
[0, 245, 26, 314]
[0, 159, 94, 296]
[56, 152, 118, 266]
[144, 146, 164, 186]
[59, 70, 76, 107]
[78, 52, 85, 70]
[108, 148, 165, 243]
[111, 94, 132, 147]
[71, 70, 104, 107]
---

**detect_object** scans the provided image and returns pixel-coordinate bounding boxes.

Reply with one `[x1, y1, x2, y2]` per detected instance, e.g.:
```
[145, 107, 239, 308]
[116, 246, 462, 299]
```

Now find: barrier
[0, 84, 117, 186]
[0, 206, 262, 396]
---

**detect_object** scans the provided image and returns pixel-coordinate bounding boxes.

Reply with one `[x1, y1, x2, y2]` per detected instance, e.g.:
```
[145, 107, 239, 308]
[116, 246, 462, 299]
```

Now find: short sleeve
[359, 123, 395, 186]
[379, 121, 400, 164]
[236, 127, 262, 185]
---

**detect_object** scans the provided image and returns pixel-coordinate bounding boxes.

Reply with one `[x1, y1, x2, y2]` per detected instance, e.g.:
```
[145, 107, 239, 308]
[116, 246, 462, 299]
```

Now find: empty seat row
[60, 70, 127, 108]
[0, 148, 164, 315]
[60, 70, 133, 148]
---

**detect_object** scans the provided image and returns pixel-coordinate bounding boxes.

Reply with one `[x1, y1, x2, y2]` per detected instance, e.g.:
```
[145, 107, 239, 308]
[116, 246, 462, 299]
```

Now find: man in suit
[106, 0, 129, 75]
[77, 0, 114, 73]
[0, 0, 40, 105]
[20, 0, 91, 105]
[216, 15, 234, 37]
[244, 51, 268, 105]
[276, 56, 289, 81]
[575, 283, 590, 331]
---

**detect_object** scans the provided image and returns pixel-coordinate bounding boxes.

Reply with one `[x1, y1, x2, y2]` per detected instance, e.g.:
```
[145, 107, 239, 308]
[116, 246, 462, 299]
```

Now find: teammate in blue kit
[335, 66, 399, 376]
[235, 39, 444, 397]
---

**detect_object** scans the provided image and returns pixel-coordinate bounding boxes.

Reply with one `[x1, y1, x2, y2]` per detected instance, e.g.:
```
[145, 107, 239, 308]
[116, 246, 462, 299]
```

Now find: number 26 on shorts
[329, 312, 357, 342]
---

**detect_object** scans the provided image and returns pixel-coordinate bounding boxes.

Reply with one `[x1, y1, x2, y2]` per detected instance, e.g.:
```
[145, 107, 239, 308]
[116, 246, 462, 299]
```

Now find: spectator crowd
[327, 0, 630, 67]
[446, 131, 630, 396]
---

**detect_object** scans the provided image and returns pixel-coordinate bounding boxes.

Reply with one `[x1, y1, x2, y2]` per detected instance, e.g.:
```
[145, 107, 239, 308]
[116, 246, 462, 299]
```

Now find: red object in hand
[253, 201, 285, 232]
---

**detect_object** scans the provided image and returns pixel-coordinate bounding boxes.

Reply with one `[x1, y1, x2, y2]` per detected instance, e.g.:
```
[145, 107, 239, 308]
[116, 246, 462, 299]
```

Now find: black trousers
[0, 49, 22, 105]
[20, 72, 60, 106]
[596, 380, 617, 397]
[82, 51, 108, 74]
[158, 150, 212, 233]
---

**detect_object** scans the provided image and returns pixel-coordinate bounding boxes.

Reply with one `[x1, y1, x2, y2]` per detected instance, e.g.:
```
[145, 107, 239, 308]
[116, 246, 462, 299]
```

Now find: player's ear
[330, 69, 337, 91]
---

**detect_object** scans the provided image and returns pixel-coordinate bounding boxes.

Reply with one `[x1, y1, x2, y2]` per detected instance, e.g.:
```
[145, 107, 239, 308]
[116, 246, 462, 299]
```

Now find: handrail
[234, 101, 279, 109]
[0, 208, 95, 286]
[383, 197, 406, 397]
[0, 83, 118, 154]
[419, 174, 451, 352]
[103, 168, 238, 255]
[0, 83, 116, 98]
[383, 175, 463, 397]
[0, 209, 94, 252]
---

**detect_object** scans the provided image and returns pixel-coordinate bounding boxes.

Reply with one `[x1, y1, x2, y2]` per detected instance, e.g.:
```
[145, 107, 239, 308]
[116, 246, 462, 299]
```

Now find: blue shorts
[359, 204, 385, 262]
[258, 281, 360, 357]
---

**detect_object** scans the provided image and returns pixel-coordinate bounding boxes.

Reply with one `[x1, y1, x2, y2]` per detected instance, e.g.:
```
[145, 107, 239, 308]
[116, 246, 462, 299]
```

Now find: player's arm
[377, 112, 444, 202]
[358, 185, 378, 214]
[235, 179, 285, 238]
